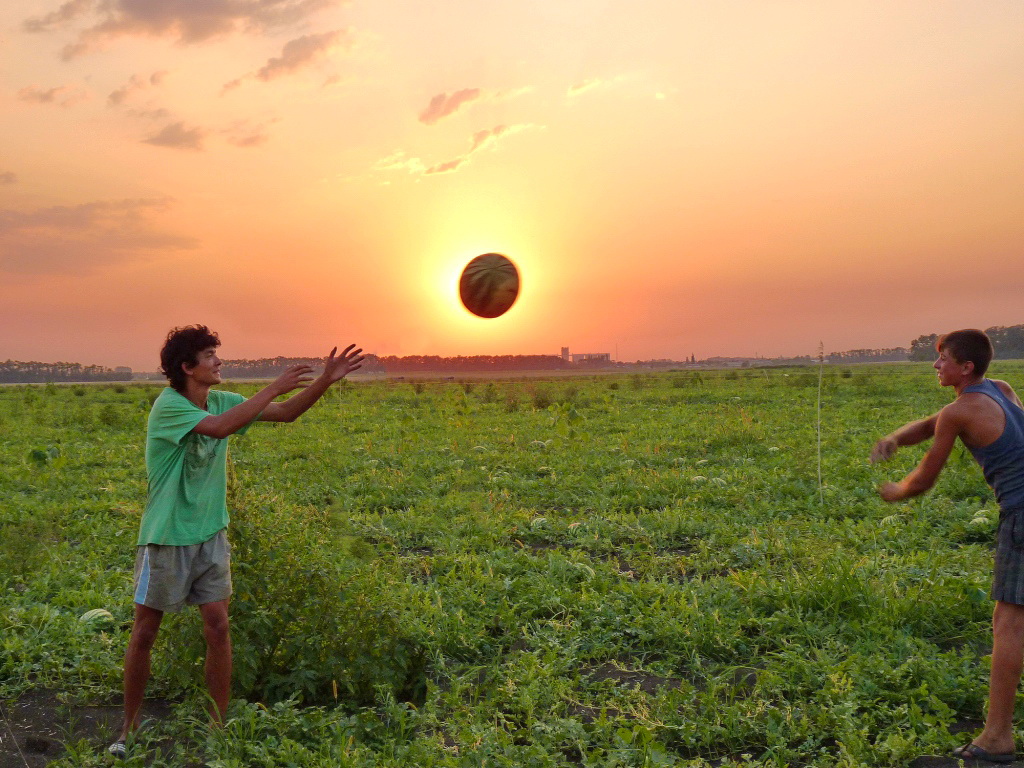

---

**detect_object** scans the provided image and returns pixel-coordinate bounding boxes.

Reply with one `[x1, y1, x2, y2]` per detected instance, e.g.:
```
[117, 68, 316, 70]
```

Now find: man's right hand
[870, 435, 898, 464]
[271, 364, 315, 396]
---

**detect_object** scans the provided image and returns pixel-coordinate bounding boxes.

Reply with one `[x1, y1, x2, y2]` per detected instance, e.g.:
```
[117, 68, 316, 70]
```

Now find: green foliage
[153, 499, 426, 708]
[1, 363, 1017, 766]
[531, 387, 553, 410]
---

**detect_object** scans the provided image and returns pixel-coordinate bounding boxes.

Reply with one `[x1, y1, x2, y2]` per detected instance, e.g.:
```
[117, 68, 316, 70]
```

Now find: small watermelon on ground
[80, 608, 115, 628]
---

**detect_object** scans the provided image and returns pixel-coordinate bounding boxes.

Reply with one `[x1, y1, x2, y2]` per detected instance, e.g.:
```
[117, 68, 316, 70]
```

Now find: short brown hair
[937, 329, 993, 376]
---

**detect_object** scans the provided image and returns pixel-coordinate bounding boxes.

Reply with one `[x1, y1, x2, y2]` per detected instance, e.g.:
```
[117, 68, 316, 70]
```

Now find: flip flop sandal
[108, 740, 127, 759]
[952, 742, 1016, 764]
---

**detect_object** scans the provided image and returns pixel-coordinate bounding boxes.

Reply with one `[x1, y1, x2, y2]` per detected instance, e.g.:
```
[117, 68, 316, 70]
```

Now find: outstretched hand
[271, 364, 315, 396]
[869, 436, 898, 464]
[878, 481, 904, 503]
[323, 344, 365, 383]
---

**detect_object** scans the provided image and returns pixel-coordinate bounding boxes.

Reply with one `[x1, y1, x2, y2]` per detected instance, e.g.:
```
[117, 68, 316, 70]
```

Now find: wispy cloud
[423, 124, 533, 176]
[223, 119, 278, 148]
[0, 172, 17, 185]
[17, 84, 88, 108]
[223, 30, 351, 92]
[372, 151, 425, 175]
[419, 88, 481, 126]
[469, 125, 517, 152]
[567, 76, 626, 99]
[126, 106, 171, 121]
[143, 122, 207, 151]
[29, 0, 343, 59]
[417, 86, 532, 125]
[0, 198, 197, 275]
[23, 0, 93, 33]
[108, 71, 167, 107]
[423, 158, 466, 175]
[258, 30, 349, 81]
[374, 124, 533, 179]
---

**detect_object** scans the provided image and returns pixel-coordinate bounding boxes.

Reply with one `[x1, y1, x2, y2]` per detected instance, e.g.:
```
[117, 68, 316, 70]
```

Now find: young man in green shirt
[111, 325, 364, 758]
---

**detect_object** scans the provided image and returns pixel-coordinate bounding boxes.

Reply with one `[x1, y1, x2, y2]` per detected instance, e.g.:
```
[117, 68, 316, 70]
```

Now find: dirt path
[0, 690, 172, 766]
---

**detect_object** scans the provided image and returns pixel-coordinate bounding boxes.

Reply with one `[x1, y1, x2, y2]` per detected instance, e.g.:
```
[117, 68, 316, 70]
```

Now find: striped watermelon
[80, 608, 115, 628]
[459, 253, 520, 318]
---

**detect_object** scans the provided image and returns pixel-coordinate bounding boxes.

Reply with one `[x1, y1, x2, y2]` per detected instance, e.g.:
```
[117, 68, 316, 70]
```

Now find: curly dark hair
[160, 325, 220, 392]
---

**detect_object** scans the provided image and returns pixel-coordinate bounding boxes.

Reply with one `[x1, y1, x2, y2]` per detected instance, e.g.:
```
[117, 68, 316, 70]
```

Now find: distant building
[571, 352, 611, 364]
[561, 347, 611, 364]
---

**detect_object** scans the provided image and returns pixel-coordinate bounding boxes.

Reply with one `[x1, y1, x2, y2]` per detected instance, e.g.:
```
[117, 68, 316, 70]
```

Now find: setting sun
[2, 0, 1023, 368]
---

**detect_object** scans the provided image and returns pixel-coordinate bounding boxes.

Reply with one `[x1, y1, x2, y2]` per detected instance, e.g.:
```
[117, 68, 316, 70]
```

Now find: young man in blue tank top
[872, 329, 1024, 764]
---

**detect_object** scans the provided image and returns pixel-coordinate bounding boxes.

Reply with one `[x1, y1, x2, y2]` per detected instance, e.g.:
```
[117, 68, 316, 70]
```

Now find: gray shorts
[133, 529, 232, 613]
[993, 507, 1024, 605]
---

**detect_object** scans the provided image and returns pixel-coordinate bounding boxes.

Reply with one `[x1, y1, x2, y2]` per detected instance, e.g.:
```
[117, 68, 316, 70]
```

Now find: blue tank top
[963, 379, 1024, 510]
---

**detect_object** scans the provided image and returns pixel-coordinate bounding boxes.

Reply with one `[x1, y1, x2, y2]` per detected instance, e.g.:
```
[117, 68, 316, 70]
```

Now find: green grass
[1, 363, 1019, 767]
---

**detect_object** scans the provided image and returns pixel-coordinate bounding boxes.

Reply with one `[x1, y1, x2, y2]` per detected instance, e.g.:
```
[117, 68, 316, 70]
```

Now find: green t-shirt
[138, 388, 256, 546]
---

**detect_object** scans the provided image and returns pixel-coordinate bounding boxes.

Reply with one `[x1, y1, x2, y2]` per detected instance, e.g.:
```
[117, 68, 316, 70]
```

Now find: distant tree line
[909, 325, 1024, 362]
[220, 354, 575, 377]
[826, 348, 909, 364]
[0, 361, 131, 383]
[7, 327, 1024, 383]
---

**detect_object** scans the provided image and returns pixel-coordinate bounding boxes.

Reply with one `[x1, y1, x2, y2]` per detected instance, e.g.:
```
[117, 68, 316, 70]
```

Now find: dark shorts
[133, 529, 232, 613]
[992, 506, 1024, 605]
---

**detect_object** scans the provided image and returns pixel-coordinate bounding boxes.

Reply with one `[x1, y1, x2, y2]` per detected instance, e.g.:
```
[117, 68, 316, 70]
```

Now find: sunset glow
[2, 1, 1023, 369]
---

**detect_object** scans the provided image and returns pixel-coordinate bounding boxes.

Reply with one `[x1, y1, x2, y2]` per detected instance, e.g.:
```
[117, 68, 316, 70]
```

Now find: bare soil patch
[0, 689, 172, 766]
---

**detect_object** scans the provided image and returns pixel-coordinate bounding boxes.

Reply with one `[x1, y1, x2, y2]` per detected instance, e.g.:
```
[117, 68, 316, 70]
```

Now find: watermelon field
[1, 363, 1019, 767]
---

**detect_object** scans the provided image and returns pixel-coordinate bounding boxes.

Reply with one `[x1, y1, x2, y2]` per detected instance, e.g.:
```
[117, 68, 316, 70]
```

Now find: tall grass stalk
[817, 341, 824, 505]
[0, 699, 30, 768]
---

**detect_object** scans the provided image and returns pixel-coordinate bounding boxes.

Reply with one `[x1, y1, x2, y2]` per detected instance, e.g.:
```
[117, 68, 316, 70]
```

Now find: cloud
[108, 71, 168, 107]
[423, 158, 467, 175]
[127, 107, 171, 121]
[372, 151, 425, 174]
[469, 125, 518, 152]
[0, 172, 17, 185]
[23, 0, 94, 33]
[17, 84, 87, 108]
[374, 123, 534, 178]
[221, 30, 350, 92]
[227, 133, 269, 148]
[223, 119, 278, 147]
[426, 124, 532, 175]
[43, 0, 342, 59]
[143, 122, 207, 151]
[567, 76, 626, 99]
[257, 30, 349, 81]
[418, 88, 481, 125]
[0, 198, 198, 275]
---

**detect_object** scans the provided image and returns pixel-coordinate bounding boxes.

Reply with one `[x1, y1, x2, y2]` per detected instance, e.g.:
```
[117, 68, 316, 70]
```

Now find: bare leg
[118, 603, 164, 742]
[198, 599, 232, 726]
[969, 600, 1024, 755]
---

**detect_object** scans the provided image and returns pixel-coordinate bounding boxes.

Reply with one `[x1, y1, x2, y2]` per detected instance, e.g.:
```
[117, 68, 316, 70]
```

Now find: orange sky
[2, 1, 1023, 370]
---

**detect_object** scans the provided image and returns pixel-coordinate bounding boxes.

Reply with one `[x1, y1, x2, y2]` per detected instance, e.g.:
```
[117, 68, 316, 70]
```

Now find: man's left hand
[323, 344, 365, 383]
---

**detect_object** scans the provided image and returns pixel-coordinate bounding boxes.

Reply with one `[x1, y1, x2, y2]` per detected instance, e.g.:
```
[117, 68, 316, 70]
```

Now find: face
[933, 347, 973, 387]
[184, 346, 222, 385]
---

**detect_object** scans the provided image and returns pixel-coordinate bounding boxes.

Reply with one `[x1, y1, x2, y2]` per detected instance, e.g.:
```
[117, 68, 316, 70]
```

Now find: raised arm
[193, 364, 315, 438]
[259, 344, 364, 423]
[878, 407, 961, 502]
[869, 412, 940, 464]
